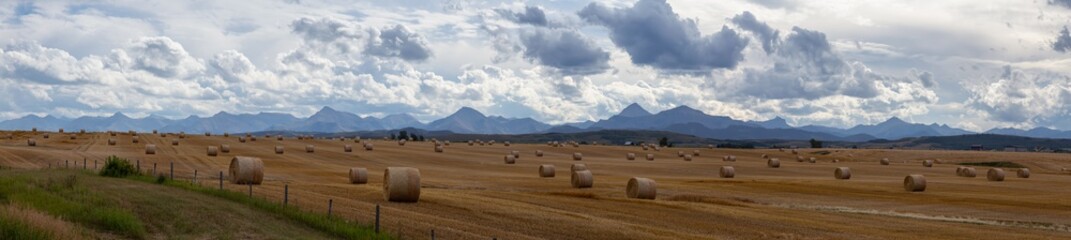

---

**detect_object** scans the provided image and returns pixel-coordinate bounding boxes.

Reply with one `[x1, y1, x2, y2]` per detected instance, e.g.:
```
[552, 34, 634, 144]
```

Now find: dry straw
[767, 158, 780, 168]
[1017, 168, 1030, 178]
[275, 146, 285, 154]
[504, 141, 511, 146]
[364, 143, 374, 151]
[881, 158, 890, 165]
[677, 151, 684, 157]
[171, 139, 179, 146]
[383, 167, 421, 202]
[957, 167, 977, 177]
[305, 145, 315, 153]
[626, 177, 657, 200]
[571, 163, 587, 173]
[398, 139, 406, 146]
[535, 150, 544, 157]
[923, 160, 934, 167]
[692, 150, 700, 156]
[345, 145, 353, 152]
[207, 146, 219, 157]
[511, 150, 520, 158]
[834, 167, 852, 180]
[108, 139, 116, 146]
[646, 153, 655, 161]
[349, 168, 368, 184]
[573, 152, 583, 161]
[808, 157, 816, 163]
[539, 164, 555, 178]
[229, 156, 264, 184]
[904, 174, 926, 192]
[504, 155, 516, 164]
[627, 153, 636, 160]
[683, 155, 693, 161]
[145, 144, 157, 155]
[220, 144, 231, 153]
[571, 170, 594, 188]
[719, 166, 735, 178]
[987, 168, 1005, 181]
[27, 138, 35, 147]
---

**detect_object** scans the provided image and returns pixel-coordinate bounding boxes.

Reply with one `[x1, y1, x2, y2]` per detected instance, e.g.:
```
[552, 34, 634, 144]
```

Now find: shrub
[99, 156, 139, 178]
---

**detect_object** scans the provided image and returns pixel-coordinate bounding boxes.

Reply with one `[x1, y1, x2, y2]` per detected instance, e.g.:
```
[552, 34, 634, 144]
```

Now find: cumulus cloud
[1054, 26, 1071, 53]
[579, 0, 749, 72]
[114, 37, 205, 78]
[496, 6, 548, 26]
[731, 11, 780, 54]
[966, 66, 1071, 126]
[289, 17, 432, 62]
[484, 5, 609, 75]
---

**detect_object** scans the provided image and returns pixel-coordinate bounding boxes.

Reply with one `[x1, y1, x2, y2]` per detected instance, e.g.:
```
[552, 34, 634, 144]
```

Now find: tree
[659, 137, 669, 147]
[390, 133, 396, 140]
[399, 131, 409, 140]
[809, 138, 823, 148]
[418, 135, 425, 141]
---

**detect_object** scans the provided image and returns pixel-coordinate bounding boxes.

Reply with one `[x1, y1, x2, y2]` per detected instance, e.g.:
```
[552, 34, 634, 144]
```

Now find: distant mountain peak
[110, 112, 129, 118]
[618, 103, 652, 117]
[452, 107, 486, 118]
[883, 116, 907, 124]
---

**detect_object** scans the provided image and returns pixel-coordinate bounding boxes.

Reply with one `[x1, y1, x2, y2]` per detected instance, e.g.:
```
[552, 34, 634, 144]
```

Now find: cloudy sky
[1, 0, 1070, 131]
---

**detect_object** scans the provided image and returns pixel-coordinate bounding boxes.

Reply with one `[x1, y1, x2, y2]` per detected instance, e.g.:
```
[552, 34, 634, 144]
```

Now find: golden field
[1, 131, 1070, 239]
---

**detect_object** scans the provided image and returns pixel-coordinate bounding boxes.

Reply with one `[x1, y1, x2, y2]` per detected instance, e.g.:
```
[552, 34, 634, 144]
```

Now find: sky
[1, 0, 1070, 131]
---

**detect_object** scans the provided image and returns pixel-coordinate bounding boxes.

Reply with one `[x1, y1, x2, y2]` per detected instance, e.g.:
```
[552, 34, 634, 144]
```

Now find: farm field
[2, 131, 1070, 239]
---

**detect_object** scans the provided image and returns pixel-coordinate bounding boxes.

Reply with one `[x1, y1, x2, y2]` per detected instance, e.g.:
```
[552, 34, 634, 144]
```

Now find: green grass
[958, 161, 1027, 168]
[0, 172, 146, 238]
[0, 216, 52, 240]
[129, 175, 388, 240]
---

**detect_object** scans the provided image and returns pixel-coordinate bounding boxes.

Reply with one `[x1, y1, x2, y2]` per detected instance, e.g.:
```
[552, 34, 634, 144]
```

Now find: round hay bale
[961, 167, 977, 177]
[683, 155, 693, 161]
[642, 145, 649, 151]
[179, 132, 186, 139]
[27, 138, 36, 147]
[707, 144, 714, 149]
[433, 145, 444, 153]
[724, 155, 737, 162]
[277, 136, 283, 141]
[171, 139, 179, 146]
[646, 153, 655, 161]
[504, 155, 516, 164]
[539, 164, 555, 178]
[79, 129, 86, 134]
[345, 145, 353, 152]
[220, 144, 231, 153]
[987, 168, 1005, 181]
[43, 133, 49, 139]
[573, 152, 583, 161]
[504, 141, 511, 147]
[275, 146, 284, 154]
[69, 135, 76, 140]
[205, 132, 211, 137]
[832, 159, 840, 163]
[58, 128, 64, 133]
[571, 170, 593, 188]
[955, 166, 965, 176]
[229, 156, 264, 184]
[761, 154, 768, 159]
[364, 143, 374, 151]
[767, 158, 780, 168]
[692, 150, 700, 156]
[151, 129, 156, 134]
[791, 149, 798, 154]
[349, 168, 368, 184]
[626, 177, 657, 200]
[108, 138, 116, 146]
[904, 174, 926, 192]
[32, 127, 37, 133]
[834, 167, 852, 180]
[677, 151, 684, 157]
[468, 140, 474, 146]
[1017, 168, 1030, 178]
[398, 139, 406, 146]
[145, 144, 156, 155]
[110, 132, 117, 136]
[383, 167, 421, 202]
[511, 150, 520, 158]
[923, 160, 934, 167]
[719, 166, 735, 178]
[881, 158, 890, 165]
[626, 153, 636, 160]
[238, 137, 246, 143]
[249, 136, 257, 142]
[796, 156, 804, 162]
[808, 157, 816, 163]
[305, 145, 315, 153]
[207, 146, 219, 156]
[571, 164, 587, 173]
[535, 150, 544, 157]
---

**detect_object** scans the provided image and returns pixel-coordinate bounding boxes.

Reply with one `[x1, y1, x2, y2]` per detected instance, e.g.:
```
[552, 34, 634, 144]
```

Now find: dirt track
[2, 131, 1070, 239]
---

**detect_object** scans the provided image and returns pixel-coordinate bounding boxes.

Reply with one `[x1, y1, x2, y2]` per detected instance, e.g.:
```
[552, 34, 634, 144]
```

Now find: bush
[99, 156, 139, 178]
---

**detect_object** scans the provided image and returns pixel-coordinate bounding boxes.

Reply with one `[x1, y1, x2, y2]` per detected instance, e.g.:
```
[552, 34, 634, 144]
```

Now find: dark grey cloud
[731, 11, 780, 54]
[290, 17, 431, 61]
[579, 0, 749, 72]
[367, 25, 432, 61]
[1050, 0, 1071, 8]
[518, 28, 609, 74]
[1054, 26, 1071, 53]
[497, 6, 548, 26]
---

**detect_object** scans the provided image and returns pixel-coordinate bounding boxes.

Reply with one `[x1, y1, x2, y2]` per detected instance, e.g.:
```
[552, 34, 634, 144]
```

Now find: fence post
[375, 204, 381, 234]
[137, 160, 140, 173]
[83, 158, 87, 170]
[327, 199, 333, 217]
[219, 171, 223, 190]
[284, 185, 289, 207]
[248, 184, 252, 197]
[431, 229, 436, 240]
[153, 163, 157, 175]
[94, 160, 97, 170]
[170, 162, 174, 180]
[65, 160, 69, 168]
[193, 170, 198, 184]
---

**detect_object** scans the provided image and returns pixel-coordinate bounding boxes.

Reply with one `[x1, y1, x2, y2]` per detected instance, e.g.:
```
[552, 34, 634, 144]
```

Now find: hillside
[0, 169, 385, 239]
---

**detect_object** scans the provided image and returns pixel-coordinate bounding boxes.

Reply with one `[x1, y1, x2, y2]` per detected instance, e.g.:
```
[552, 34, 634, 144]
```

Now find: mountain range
[3, 103, 1071, 141]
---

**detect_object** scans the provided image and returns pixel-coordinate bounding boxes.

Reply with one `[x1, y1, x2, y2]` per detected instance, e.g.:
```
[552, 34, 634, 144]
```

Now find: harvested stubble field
[2, 131, 1071, 239]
